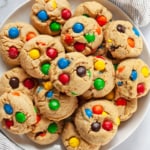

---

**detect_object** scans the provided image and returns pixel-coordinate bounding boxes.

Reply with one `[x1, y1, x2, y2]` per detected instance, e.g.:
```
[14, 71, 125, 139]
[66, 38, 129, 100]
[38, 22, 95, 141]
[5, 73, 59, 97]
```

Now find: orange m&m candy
[26, 32, 36, 41]
[127, 38, 135, 48]
[92, 105, 103, 114]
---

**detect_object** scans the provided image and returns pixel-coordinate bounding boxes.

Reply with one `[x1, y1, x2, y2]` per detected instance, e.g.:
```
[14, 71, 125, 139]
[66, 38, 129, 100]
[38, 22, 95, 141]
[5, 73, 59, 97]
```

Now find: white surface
[0, 0, 150, 150]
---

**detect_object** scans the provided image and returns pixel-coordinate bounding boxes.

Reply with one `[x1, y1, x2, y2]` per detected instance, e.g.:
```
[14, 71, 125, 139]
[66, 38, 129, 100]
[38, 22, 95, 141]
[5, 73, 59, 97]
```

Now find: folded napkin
[0, 0, 150, 150]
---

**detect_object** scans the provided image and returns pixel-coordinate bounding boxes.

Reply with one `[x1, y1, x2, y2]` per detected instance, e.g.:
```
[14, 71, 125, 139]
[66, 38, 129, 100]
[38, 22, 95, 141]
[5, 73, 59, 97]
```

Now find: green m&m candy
[41, 63, 51, 75]
[48, 99, 60, 111]
[94, 78, 105, 90]
[50, 21, 61, 32]
[84, 33, 95, 43]
[15, 112, 26, 123]
[47, 122, 58, 134]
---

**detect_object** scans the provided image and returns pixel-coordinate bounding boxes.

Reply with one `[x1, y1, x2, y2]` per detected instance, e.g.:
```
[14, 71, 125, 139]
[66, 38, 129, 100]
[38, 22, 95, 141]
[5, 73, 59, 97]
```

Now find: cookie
[61, 16, 103, 55]
[49, 52, 93, 96]
[82, 56, 115, 99]
[114, 89, 138, 121]
[74, 100, 119, 146]
[0, 91, 36, 134]
[20, 35, 65, 79]
[115, 58, 150, 99]
[26, 110, 63, 145]
[0, 22, 39, 66]
[31, 0, 72, 35]
[0, 67, 37, 98]
[74, 1, 112, 28]
[34, 81, 78, 121]
[61, 122, 101, 150]
[104, 20, 143, 59]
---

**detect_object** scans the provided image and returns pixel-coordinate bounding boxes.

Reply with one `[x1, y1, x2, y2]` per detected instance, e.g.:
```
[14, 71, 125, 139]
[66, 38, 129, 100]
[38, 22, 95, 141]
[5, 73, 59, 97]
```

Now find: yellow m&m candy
[115, 117, 121, 126]
[50, 0, 57, 9]
[94, 60, 105, 71]
[29, 49, 40, 59]
[42, 81, 53, 90]
[141, 66, 150, 77]
[69, 137, 80, 148]
[105, 90, 115, 100]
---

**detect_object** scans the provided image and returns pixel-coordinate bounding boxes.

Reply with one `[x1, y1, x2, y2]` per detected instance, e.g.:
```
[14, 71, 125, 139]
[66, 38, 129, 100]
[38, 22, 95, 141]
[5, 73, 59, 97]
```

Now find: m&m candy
[41, 63, 51, 75]
[47, 122, 58, 134]
[61, 9, 72, 20]
[59, 73, 70, 84]
[8, 46, 19, 59]
[29, 49, 40, 60]
[132, 27, 140, 37]
[49, 99, 60, 111]
[102, 119, 113, 131]
[69, 137, 80, 148]
[94, 78, 105, 90]
[50, 22, 61, 32]
[9, 77, 19, 89]
[84, 33, 95, 43]
[72, 23, 84, 33]
[85, 109, 93, 118]
[76, 66, 86, 77]
[46, 48, 58, 59]
[45, 91, 54, 98]
[96, 15, 107, 26]
[4, 104, 13, 115]
[74, 42, 86, 52]
[37, 10, 49, 22]
[23, 78, 35, 89]
[5, 119, 14, 129]
[15, 112, 27, 123]
[130, 70, 137, 81]
[8, 27, 19, 39]
[58, 58, 70, 69]
[92, 105, 103, 114]
[91, 122, 101, 132]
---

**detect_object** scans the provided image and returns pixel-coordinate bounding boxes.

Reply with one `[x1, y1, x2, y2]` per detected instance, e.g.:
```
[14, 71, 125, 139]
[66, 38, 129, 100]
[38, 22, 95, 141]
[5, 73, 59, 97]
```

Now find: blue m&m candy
[85, 109, 93, 118]
[72, 23, 84, 33]
[130, 70, 137, 81]
[45, 91, 54, 98]
[132, 27, 140, 37]
[8, 27, 19, 39]
[4, 104, 13, 115]
[58, 58, 70, 69]
[37, 10, 49, 22]
[117, 81, 123, 86]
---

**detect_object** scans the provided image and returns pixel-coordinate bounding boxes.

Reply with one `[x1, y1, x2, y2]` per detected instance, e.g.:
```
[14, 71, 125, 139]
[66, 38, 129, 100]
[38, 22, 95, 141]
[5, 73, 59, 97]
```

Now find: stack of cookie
[0, 0, 150, 149]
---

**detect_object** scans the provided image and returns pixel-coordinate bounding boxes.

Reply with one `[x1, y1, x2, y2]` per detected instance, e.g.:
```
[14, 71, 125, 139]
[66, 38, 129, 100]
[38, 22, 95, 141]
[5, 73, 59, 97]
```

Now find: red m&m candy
[64, 34, 74, 45]
[137, 83, 145, 95]
[8, 46, 19, 59]
[59, 73, 70, 85]
[5, 119, 14, 129]
[102, 119, 113, 131]
[74, 42, 86, 52]
[115, 97, 127, 106]
[23, 78, 35, 89]
[46, 48, 58, 59]
[61, 9, 72, 20]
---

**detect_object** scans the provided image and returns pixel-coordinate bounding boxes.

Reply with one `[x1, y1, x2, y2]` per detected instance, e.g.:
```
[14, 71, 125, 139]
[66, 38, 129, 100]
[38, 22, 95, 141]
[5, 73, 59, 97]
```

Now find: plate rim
[0, 0, 150, 150]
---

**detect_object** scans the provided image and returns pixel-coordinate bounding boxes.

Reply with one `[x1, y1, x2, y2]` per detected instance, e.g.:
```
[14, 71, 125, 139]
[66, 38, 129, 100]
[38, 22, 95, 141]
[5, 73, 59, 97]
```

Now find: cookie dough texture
[0, 91, 36, 134]
[74, 1, 112, 27]
[104, 20, 143, 59]
[75, 100, 119, 145]
[115, 58, 150, 99]
[34, 85, 78, 121]
[82, 56, 115, 99]
[0, 22, 39, 66]
[114, 89, 138, 121]
[20, 35, 65, 79]
[50, 52, 93, 96]
[31, 0, 71, 35]
[0, 67, 37, 98]
[61, 122, 101, 150]
[61, 16, 103, 55]
[26, 116, 63, 145]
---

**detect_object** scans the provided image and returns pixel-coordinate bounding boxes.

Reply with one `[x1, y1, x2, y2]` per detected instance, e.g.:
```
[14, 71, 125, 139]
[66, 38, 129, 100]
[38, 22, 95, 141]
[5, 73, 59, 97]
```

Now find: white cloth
[110, 0, 150, 27]
[0, 0, 150, 150]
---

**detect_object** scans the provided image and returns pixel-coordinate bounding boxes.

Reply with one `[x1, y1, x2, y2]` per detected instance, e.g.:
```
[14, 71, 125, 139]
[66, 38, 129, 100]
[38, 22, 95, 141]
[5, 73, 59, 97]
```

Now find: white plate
[0, 0, 150, 150]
